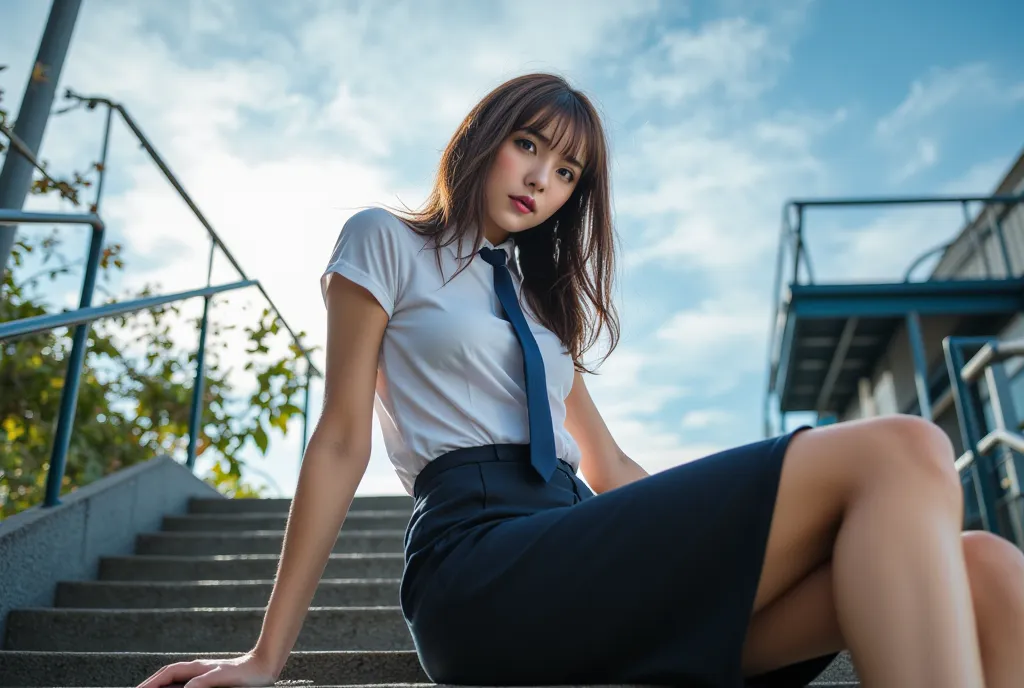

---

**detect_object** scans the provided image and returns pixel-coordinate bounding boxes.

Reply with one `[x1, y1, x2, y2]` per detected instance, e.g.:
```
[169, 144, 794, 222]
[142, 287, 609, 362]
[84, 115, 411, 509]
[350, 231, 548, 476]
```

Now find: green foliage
[0, 66, 318, 517]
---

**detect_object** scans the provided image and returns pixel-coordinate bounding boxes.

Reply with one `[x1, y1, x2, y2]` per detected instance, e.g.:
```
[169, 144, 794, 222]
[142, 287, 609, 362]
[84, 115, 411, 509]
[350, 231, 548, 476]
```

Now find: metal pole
[186, 297, 210, 471]
[791, 205, 804, 285]
[186, 238, 216, 471]
[943, 337, 1003, 536]
[982, 362, 1024, 547]
[43, 222, 103, 507]
[906, 311, 933, 421]
[0, 0, 83, 284]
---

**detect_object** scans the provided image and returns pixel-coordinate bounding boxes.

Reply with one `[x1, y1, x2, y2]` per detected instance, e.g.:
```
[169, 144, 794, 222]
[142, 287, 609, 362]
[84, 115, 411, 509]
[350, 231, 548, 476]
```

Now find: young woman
[139, 73, 1024, 688]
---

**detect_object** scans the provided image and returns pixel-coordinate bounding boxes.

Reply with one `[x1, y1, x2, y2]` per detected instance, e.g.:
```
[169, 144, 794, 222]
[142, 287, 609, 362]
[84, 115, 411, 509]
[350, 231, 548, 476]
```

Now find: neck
[481, 216, 509, 246]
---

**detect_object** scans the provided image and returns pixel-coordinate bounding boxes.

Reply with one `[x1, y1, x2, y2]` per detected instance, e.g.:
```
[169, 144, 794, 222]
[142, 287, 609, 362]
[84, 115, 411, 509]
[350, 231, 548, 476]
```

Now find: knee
[963, 530, 1024, 622]
[863, 415, 961, 504]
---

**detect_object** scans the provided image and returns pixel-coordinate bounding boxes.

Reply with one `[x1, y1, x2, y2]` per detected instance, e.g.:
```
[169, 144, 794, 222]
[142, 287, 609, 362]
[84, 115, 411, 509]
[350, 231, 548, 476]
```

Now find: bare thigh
[751, 414, 960, 614]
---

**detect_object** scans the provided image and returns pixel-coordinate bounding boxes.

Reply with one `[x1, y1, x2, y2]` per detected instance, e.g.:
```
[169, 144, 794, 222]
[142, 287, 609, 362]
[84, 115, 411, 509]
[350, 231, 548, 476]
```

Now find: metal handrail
[943, 335, 1024, 541]
[1, 92, 321, 508]
[785, 194, 1024, 208]
[60, 89, 320, 378]
[0, 278, 257, 340]
[0, 118, 72, 198]
[903, 240, 955, 282]
[960, 338, 1024, 383]
[0, 208, 102, 229]
[957, 429, 1024, 473]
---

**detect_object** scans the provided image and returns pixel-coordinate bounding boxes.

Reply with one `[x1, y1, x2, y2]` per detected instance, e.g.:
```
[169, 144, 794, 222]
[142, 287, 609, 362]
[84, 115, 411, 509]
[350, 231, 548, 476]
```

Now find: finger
[183, 665, 230, 688]
[137, 660, 209, 688]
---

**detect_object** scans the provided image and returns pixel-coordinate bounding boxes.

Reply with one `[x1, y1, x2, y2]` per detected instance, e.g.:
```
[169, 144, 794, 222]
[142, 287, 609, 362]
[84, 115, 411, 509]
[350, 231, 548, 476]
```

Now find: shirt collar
[440, 225, 521, 277]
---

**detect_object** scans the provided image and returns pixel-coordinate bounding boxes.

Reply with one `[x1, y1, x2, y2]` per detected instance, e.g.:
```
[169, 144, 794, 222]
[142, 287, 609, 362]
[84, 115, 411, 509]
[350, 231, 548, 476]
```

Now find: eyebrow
[519, 126, 585, 171]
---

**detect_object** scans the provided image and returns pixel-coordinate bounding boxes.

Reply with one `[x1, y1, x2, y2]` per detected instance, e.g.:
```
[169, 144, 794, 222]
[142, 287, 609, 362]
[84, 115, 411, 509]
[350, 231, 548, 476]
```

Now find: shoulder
[343, 206, 418, 243]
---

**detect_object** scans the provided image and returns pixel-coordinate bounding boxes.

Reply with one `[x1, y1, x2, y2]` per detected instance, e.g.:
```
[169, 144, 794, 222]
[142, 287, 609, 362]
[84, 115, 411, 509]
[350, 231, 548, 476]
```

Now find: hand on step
[134, 651, 279, 687]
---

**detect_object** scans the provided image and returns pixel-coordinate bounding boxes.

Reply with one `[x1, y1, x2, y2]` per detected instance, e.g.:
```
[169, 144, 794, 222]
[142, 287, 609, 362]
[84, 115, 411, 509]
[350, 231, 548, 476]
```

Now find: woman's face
[481, 119, 584, 245]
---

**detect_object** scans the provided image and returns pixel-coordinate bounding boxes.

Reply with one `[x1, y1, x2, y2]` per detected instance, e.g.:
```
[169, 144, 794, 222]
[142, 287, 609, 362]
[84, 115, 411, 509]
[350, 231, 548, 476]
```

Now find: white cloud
[681, 409, 735, 429]
[628, 17, 786, 105]
[874, 62, 1024, 183]
[654, 294, 768, 390]
[892, 138, 940, 183]
[614, 107, 837, 282]
[876, 63, 1023, 138]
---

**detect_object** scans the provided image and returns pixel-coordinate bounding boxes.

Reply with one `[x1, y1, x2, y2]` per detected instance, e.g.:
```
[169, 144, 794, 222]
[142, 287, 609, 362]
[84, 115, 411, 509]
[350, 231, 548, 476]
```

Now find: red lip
[510, 195, 535, 212]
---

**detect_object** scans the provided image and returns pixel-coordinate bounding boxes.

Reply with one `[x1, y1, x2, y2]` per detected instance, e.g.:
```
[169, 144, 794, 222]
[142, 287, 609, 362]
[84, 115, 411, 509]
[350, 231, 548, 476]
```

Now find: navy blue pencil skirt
[399, 428, 841, 687]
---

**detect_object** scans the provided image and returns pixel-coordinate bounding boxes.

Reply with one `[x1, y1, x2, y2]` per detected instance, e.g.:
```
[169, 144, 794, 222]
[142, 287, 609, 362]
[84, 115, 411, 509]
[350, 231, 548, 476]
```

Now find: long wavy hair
[384, 72, 619, 373]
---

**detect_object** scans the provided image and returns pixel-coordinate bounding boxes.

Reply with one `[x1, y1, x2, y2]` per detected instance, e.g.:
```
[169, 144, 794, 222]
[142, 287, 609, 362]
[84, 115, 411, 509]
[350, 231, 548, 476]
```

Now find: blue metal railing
[0, 90, 321, 507]
[765, 193, 1024, 438]
[945, 336, 1024, 545]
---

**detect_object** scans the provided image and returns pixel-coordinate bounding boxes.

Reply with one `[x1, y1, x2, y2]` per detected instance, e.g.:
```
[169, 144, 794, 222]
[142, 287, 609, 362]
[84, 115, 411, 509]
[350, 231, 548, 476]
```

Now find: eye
[514, 138, 576, 183]
[515, 138, 536, 153]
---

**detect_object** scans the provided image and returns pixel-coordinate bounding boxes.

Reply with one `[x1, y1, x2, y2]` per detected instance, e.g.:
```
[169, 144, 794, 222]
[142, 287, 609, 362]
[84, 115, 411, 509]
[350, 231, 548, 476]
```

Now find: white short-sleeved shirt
[320, 207, 582, 495]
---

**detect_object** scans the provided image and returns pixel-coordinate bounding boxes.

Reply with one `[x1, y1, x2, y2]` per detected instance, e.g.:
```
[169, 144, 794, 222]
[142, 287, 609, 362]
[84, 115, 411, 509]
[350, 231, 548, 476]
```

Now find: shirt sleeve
[320, 208, 406, 317]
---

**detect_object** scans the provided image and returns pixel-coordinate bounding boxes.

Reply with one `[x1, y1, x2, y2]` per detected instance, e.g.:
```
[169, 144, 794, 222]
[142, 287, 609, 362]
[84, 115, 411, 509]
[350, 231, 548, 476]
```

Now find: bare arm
[563, 369, 648, 494]
[250, 274, 389, 677]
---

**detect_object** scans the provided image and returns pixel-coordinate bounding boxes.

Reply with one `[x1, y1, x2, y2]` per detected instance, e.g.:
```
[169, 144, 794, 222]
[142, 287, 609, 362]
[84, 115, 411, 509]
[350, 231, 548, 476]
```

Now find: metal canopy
[775, 278, 1024, 413]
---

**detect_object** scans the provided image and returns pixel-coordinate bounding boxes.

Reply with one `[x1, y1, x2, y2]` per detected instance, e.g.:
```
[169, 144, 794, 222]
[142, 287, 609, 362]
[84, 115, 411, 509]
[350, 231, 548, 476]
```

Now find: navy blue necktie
[479, 246, 558, 482]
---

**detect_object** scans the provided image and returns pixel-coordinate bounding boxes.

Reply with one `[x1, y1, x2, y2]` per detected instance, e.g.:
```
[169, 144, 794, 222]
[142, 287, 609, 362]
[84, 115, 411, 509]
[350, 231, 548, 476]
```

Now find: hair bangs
[517, 95, 595, 176]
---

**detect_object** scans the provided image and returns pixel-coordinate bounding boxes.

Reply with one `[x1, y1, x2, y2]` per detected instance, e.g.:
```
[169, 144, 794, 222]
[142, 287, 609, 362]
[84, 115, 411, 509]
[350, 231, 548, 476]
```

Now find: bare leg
[742, 529, 1024, 687]
[831, 433, 982, 687]
[741, 561, 842, 676]
[744, 416, 984, 687]
[962, 531, 1024, 688]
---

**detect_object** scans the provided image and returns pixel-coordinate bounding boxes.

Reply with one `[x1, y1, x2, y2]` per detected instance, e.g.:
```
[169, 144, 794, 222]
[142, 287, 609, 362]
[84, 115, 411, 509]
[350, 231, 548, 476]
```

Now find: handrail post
[186, 238, 217, 471]
[186, 296, 211, 472]
[91, 105, 114, 210]
[906, 311, 932, 421]
[943, 337, 1003, 536]
[43, 221, 104, 507]
[791, 204, 804, 285]
[983, 360, 1024, 546]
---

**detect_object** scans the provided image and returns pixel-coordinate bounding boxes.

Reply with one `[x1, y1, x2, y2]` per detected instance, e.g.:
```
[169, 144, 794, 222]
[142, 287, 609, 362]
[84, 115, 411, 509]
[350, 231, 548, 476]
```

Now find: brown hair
[384, 72, 619, 373]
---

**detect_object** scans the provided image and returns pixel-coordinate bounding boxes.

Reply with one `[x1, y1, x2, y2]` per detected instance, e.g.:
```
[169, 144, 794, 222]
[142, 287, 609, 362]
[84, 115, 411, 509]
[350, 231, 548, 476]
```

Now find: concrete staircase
[0, 494, 860, 687]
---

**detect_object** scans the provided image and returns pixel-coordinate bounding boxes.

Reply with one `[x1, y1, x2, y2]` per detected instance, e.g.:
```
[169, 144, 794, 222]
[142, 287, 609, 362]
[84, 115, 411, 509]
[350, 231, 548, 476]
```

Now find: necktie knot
[479, 246, 508, 267]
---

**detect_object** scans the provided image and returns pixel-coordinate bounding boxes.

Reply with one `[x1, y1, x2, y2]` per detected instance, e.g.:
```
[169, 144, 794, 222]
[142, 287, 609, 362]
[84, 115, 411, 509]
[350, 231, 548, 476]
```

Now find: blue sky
[2, 0, 1022, 497]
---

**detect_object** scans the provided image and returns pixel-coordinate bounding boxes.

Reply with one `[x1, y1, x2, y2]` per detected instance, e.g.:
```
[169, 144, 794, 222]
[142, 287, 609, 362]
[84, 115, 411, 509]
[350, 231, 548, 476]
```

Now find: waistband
[413, 443, 574, 499]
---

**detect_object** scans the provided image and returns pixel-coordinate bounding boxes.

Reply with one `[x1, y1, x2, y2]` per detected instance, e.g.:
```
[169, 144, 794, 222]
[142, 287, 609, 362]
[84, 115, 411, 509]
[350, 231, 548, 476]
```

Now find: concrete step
[54, 579, 400, 609]
[161, 510, 411, 533]
[134, 530, 405, 556]
[0, 685, 858, 688]
[97, 553, 405, 581]
[0, 650, 858, 687]
[4, 607, 412, 652]
[812, 653, 858, 686]
[0, 650, 427, 687]
[188, 495, 412, 514]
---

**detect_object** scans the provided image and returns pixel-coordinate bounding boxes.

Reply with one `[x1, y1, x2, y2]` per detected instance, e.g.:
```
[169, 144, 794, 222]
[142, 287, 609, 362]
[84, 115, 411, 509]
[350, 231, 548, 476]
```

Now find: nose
[526, 166, 547, 192]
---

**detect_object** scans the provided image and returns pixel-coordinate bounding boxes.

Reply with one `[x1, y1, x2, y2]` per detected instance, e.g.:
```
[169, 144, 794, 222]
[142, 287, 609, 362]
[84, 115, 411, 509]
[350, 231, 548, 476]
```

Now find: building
[766, 147, 1024, 547]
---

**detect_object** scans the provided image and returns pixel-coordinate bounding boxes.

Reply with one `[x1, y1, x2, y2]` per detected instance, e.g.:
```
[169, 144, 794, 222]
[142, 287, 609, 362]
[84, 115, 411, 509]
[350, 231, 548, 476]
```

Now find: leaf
[252, 424, 268, 454]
